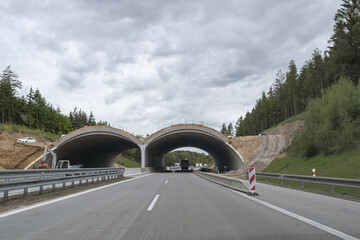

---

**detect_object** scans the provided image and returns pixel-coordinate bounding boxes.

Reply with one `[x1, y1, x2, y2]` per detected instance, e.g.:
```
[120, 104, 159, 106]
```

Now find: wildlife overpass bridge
[52, 125, 243, 171]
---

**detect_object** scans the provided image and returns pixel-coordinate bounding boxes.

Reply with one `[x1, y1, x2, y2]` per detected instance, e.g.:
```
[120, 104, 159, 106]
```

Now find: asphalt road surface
[0, 173, 359, 240]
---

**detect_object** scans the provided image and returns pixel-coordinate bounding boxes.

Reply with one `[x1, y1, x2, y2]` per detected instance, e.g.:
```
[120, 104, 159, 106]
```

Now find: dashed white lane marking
[165, 180, 168, 184]
[230, 189, 359, 240]
[0, 174, 154, 220]
[147, 194, 160, 211]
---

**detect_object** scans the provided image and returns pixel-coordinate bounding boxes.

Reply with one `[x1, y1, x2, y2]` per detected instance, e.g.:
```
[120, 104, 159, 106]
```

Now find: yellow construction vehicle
[224, 131, 233, 143]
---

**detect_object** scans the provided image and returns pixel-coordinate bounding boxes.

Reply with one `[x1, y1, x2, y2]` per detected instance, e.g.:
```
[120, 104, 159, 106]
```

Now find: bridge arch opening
[53, 127, 142, 168]
[144, 124, 243, 171]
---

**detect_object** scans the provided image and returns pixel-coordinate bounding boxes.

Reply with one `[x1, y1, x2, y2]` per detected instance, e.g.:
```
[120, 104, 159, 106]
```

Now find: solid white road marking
[147, 194, 160, 211]
[165, 180, 168, 184]
[230, 189, 359, 240]
[0, 173, 154, 220]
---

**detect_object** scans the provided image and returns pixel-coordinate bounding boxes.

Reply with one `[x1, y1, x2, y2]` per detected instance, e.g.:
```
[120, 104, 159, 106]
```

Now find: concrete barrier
[123, 168, 142, 176]
[194, 171, 255, 195]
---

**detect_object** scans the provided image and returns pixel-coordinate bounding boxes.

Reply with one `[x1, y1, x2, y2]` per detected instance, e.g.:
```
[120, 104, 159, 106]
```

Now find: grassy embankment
[261, 79, 360, 198]
[0, 123, 60, 140]
[114, 155, 141, 168]
[262, 149, 360, 197]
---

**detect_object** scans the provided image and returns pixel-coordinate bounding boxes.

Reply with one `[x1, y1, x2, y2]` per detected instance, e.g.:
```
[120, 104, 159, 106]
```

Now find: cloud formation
[0, 0, 340, 135]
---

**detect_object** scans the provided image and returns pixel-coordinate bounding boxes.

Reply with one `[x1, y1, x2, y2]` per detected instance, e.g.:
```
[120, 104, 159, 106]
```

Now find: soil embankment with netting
[0, 131, 53, 170]
[228, 120, 304, 178]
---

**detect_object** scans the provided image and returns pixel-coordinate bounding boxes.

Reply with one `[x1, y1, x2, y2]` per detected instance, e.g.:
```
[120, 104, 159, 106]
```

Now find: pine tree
[329, 0, 360, 84]
[221, 123, 227, 134]
[88, 111, 96, 126]
[0, 66, 22, 123]
[26, 87, 34, 128]
[227, 123, 234, 136]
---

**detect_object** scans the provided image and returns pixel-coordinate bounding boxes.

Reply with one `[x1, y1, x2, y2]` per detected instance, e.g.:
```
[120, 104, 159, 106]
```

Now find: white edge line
[230, 189, 359, 240]
[165, 180, 168, 184]
[0, 173, 154, 220]
[147, 194, 160, 211]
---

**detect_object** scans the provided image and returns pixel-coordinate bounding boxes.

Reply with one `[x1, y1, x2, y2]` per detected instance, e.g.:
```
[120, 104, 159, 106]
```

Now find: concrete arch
[54, 126, 142, 168]
[143, 124, 244, 171]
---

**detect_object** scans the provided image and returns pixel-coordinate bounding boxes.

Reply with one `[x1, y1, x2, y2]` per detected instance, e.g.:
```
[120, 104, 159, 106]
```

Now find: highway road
[0, 173, 359, 240]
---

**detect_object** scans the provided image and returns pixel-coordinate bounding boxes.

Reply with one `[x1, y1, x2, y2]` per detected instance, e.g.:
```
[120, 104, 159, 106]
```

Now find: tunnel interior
[145, 131, 243, 171]
[55, 133, 140, 168]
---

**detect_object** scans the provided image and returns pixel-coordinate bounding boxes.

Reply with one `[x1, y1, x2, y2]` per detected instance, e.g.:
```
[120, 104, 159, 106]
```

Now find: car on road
[16, 137, 36, 143]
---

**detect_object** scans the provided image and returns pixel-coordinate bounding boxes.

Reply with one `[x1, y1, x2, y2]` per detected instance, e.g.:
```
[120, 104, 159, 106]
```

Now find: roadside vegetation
[292, 78, 359, 156]
[261, 149, 360, 198]
[261, 79, 360, 197]
[115, 154, 141, 168]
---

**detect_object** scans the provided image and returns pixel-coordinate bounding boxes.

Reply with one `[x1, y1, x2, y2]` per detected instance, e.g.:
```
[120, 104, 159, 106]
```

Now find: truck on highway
[181, 160, 189, 172]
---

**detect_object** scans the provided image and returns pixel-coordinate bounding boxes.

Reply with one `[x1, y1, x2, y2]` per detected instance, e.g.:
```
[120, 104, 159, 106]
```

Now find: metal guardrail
[255, 172, 360, 194]
[195, 171, 251, 194]
[0, 168, 125, 202]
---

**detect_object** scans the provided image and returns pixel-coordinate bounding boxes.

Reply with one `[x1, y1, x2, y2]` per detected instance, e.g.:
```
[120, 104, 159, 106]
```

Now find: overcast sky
[0, 0, 341, 136]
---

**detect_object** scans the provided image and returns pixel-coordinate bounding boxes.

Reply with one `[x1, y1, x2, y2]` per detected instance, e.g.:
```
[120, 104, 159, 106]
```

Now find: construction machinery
[224, 131, 233, 143]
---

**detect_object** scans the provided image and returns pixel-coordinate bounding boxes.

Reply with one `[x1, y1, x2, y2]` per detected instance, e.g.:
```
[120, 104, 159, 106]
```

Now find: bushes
[293, 78, 360, 156]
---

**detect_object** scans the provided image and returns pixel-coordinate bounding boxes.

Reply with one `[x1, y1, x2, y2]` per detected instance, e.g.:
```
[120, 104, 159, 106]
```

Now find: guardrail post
[330, 185, 335, 195]
[71, 181, 75, 188]
[63, 182, 66, 189]
[23, 187, 28, 197]
[39, 185, 43, 194]
[300, 181, 304, 190]
[3, 190, 9, 202]
[52, 183, 55, 192]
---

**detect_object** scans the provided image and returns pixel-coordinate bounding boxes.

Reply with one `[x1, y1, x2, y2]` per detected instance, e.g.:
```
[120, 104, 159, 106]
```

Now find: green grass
[262, 148, 360, 197]
[0, 123, 61, 140]
[115, 155, 141, 168]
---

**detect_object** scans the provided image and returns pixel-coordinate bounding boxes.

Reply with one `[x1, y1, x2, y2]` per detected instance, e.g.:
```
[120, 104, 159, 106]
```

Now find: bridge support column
[140, 145, 146, 168]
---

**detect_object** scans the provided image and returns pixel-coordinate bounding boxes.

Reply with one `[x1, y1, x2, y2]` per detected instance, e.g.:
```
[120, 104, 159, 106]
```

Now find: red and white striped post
[249, 167, 256, 194]
[312, 168, 316, 177]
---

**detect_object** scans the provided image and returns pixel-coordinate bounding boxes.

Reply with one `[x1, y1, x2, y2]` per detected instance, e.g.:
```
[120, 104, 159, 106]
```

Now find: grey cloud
[0, 0, 341, 135]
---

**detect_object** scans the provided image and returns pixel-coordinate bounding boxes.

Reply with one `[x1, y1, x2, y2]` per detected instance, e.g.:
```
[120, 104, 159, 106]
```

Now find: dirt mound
[231, 136, 263, 165]
[264, 120, 304, 146]
[0, 131, 54, 170]
[245, 135, 286, 171]
[228, 120, 304, 178]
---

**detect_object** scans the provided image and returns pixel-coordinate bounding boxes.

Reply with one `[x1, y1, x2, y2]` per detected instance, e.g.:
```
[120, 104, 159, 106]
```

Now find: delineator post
[249, 167, 256, 194]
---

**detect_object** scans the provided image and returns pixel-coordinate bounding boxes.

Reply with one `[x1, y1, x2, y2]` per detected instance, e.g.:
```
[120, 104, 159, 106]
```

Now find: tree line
[164, 150, 213, 166]
[0, 66, 101, 134]
[235, 0, 360, 137]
